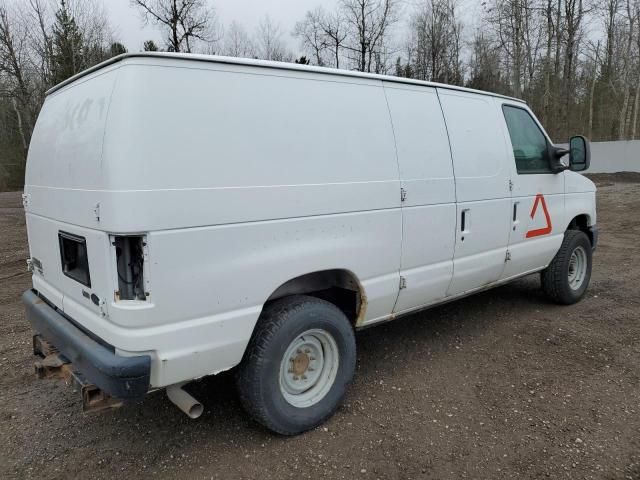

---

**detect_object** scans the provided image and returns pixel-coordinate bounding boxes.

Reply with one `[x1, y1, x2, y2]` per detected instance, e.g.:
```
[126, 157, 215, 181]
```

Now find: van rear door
[24, 65, 119, 317]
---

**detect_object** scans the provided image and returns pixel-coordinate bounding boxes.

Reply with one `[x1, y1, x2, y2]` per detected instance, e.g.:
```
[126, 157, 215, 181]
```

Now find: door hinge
[508, 180, 514, 191]
[21, 193, 30, 208]
[505, 250, 511, 262]
[399, 276, 407, 289]
[99, 298, 107, 317]
[93, 203, 100, 222]
[400, 188, 407, 202]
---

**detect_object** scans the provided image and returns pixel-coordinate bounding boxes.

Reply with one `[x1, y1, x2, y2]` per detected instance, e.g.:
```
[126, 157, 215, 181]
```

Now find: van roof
[47, 52, 525, 103]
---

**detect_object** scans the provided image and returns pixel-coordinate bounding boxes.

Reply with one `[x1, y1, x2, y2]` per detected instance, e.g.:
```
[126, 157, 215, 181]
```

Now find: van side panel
[103, 61, 399, 214]
[382, 83, 456, 315]
[105, 63, 396, 189]
[143, 210, 401, 385]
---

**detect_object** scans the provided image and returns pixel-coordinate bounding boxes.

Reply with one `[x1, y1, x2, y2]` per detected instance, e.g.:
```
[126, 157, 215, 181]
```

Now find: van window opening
[502, 105, 551, 175]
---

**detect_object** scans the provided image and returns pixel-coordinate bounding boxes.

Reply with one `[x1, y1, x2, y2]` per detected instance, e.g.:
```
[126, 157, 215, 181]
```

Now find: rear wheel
[541, 230, 592, 304]
[236, 295, 356, 435]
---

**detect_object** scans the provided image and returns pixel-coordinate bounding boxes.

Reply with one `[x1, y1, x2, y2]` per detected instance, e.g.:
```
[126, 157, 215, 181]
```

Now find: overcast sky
[104, 0, 339, 53]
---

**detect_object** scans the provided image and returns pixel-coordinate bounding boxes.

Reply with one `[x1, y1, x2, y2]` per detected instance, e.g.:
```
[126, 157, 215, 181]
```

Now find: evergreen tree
[51, 0, 84, 84]
[110, 42, 127, 57]
[143, 40, 159, 52]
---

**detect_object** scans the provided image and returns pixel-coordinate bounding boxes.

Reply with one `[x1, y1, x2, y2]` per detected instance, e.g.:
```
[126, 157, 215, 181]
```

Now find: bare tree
[467, 30, 508, 93]
[541, 0, 555, 127]
[0, 4, 34, 154]
[632, 5, 640, 139]
[561, 0, 586, 128]
[223, 20, 255, 58]
[319, 9, 348, 69]
[340, 0, 398, 72]
[26, 0, 53, 90]
[294, 8, 328, 66]
[0, 0, 120, 189]
[587, 40, 601, 139]
[131, 0, 218, 53]
[294, 6, 348, 68]
[617, 0, 638, 139]
[602, 0, 620, 81]
[487, 0, 543, 97]
[255, 15, 287, 61]
[406, 0, 463, 84]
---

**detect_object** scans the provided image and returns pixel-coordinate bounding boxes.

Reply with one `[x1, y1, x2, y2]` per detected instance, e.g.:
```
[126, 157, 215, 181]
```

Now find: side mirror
[569, 135, 590, 172]
[549, 144, 569, 173]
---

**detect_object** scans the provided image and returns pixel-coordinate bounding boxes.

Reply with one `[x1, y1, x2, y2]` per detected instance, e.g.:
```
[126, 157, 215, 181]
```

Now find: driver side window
[502, 105, 551, 174]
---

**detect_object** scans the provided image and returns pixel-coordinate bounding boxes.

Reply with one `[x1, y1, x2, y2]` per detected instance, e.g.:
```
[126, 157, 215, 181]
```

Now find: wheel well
[265, 270, 366, 326]
[567, 214, 593, 245]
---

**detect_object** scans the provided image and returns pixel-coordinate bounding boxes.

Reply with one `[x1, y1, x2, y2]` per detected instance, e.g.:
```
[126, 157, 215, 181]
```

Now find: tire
[541, 230, 592, 305]
[236, 295, 356, 435]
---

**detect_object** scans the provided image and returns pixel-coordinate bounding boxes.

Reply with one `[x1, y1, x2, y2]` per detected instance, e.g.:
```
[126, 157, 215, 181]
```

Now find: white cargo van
[23, 53, 597, 435]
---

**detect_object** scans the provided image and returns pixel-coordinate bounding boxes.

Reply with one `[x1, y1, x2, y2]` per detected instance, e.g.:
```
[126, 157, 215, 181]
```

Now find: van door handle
[512, 202, 520, 230]
[461, 209, 470, 240]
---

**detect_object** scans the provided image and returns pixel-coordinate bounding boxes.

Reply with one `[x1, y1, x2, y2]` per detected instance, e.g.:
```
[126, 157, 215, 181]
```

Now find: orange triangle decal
[525, 194, 552, 238]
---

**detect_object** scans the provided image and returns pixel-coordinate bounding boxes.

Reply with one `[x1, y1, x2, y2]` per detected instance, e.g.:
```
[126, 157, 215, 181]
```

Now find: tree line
[1, 0, 639, 189]
[294, 0, 640, 146]
[0, 0, 127, 189]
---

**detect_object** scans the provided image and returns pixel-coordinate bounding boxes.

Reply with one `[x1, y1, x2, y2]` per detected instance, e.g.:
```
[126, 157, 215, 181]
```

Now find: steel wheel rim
[568, 245, 588, 290]
[279, 328, 339, 408]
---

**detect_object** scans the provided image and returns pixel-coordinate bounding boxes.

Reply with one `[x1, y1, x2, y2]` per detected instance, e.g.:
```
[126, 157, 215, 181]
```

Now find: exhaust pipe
[166, 382, 203, 419]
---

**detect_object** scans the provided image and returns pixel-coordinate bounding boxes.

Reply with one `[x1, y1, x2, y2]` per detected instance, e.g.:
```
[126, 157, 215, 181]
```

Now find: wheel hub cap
[279, 329, 339, 408]
[292, 352, 310, 376]
[568, 245, 587, 290]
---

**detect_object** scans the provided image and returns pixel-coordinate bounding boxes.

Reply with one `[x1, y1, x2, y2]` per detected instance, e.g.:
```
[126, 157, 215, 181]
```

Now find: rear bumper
[23, 289, 150, 399]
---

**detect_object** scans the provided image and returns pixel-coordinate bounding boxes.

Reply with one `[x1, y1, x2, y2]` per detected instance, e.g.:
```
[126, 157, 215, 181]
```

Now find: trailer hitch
[33, 334, 123, 413]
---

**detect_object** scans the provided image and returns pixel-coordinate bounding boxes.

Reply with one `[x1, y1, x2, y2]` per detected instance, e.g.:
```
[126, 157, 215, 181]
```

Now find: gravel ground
[1, 177, 639, 480]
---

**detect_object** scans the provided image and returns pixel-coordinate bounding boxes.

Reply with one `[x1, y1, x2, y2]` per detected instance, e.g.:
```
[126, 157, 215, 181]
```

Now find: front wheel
[236, 295, 356, 435]
[541, 230, 593, 305]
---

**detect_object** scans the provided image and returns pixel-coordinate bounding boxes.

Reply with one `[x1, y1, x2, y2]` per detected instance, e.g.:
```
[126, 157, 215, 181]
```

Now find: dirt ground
[1, 176, 639, 480]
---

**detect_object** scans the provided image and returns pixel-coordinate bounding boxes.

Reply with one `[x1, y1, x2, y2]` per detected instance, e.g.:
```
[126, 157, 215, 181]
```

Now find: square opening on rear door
[58, 231, 91, 287]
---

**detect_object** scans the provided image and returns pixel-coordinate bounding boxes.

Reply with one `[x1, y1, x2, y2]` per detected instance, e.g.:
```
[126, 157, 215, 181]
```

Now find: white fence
[586, 140, 640, 173]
